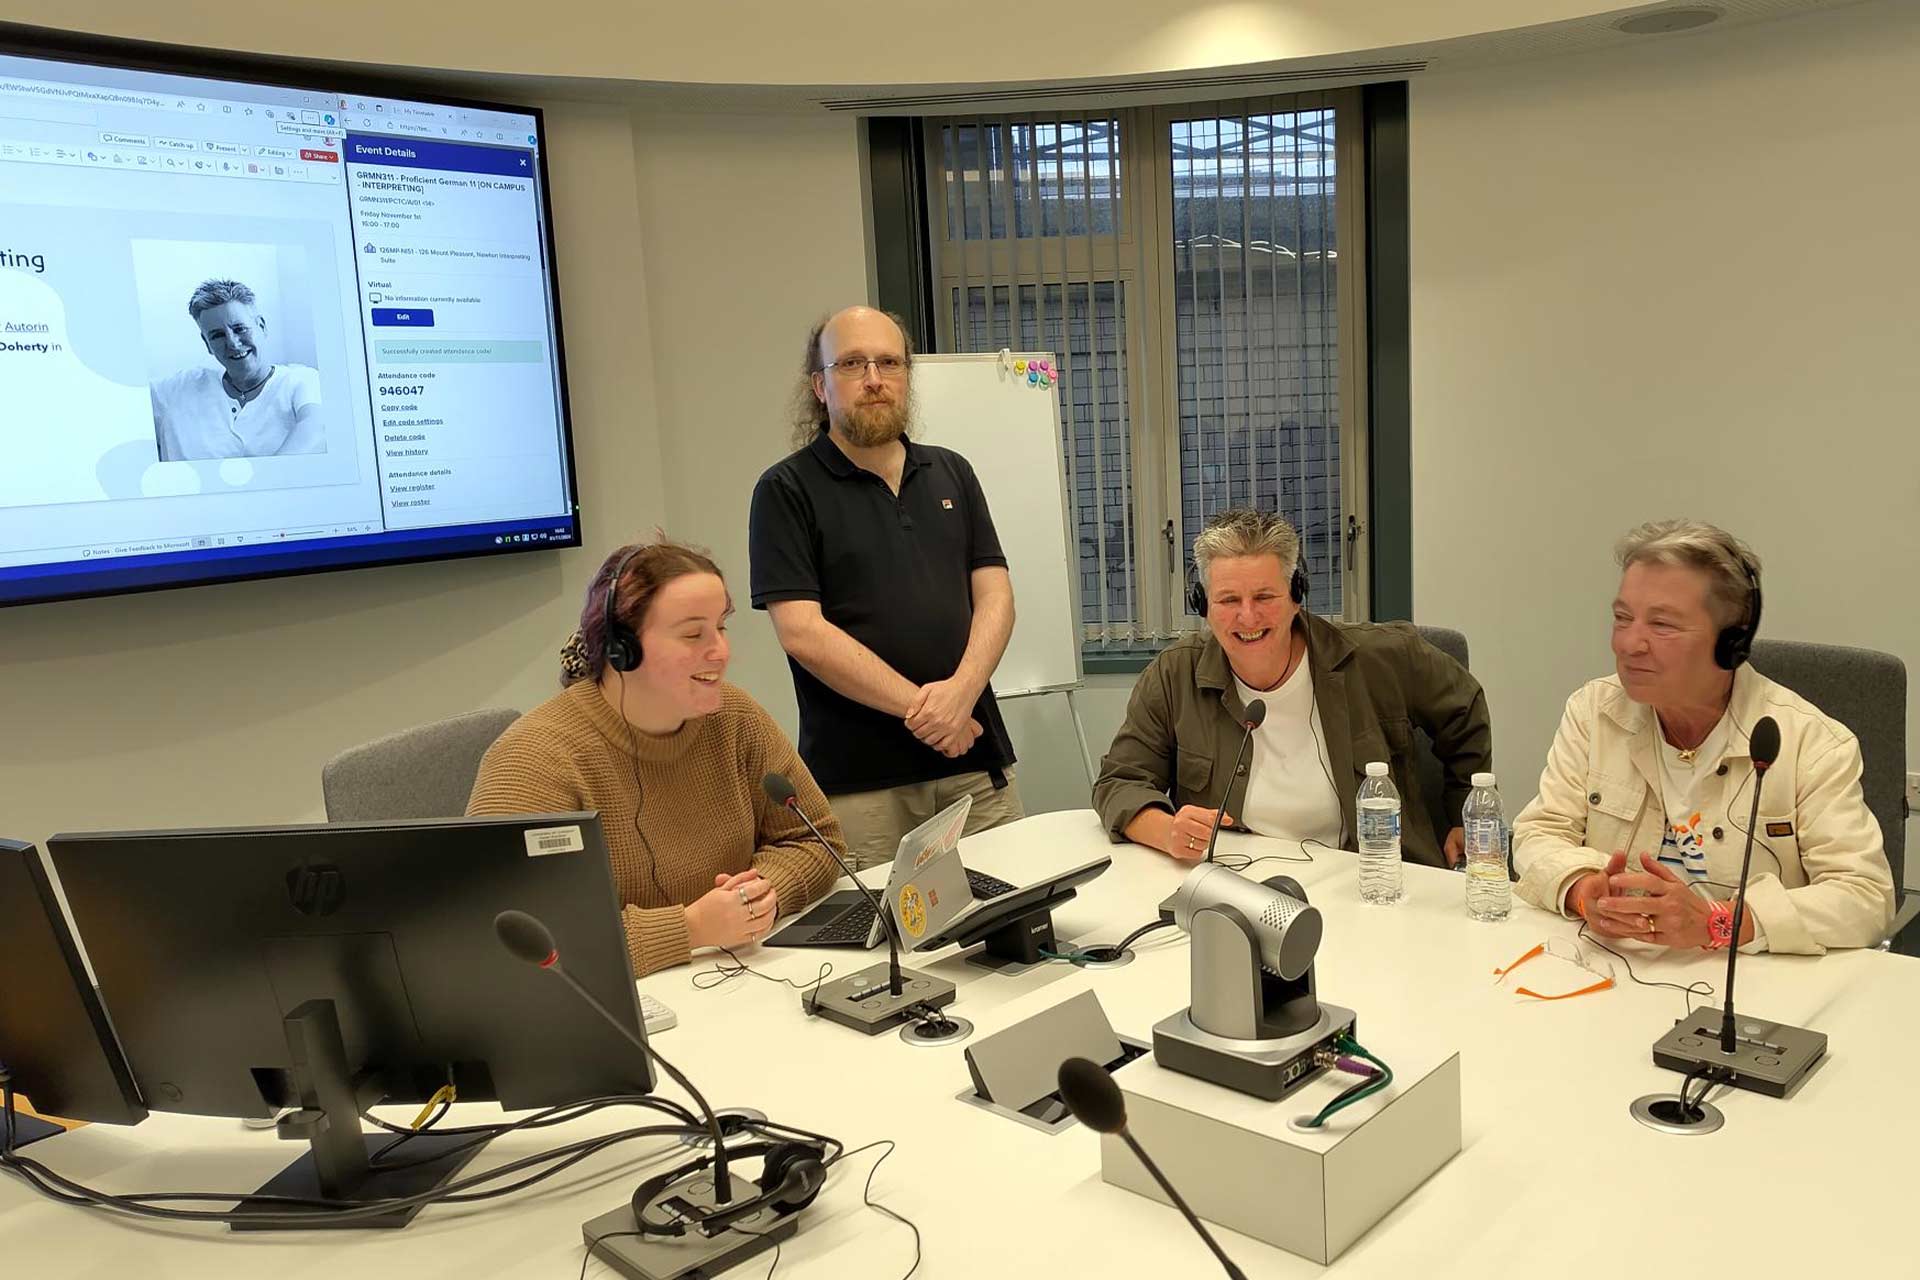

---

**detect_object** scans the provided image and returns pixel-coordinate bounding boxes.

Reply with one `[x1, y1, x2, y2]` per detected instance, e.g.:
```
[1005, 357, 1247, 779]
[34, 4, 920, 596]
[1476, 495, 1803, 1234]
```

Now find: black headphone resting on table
[1186, 556, 1309, 617]
[602, 546, 644, 672]
[1713, 550, 1764, 672]
[627, 1138, 829, 1237]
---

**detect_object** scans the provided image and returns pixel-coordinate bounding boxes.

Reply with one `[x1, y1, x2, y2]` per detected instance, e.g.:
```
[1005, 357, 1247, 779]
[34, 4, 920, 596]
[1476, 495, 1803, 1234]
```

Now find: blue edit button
[370, 308, 435, 327]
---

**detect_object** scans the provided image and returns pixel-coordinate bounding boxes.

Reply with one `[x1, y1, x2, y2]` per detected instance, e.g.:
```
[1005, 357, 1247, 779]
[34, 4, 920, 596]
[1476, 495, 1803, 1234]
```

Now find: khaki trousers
[829, 769, 1025, 871]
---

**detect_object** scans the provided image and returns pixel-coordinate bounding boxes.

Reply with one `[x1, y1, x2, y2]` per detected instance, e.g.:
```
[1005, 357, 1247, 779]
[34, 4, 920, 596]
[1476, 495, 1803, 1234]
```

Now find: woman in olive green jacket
[1092, 509, 1492, 869]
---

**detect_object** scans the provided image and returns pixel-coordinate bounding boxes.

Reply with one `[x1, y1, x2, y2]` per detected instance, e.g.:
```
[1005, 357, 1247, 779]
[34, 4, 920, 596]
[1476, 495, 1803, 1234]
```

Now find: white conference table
[4, 808, 1914, 1277]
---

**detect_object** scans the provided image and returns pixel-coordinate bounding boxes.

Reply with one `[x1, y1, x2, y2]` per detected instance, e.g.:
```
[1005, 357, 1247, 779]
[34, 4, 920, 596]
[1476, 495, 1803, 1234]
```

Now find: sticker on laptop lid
[524, 825, 586, 857]
[897, 883, 928, 938]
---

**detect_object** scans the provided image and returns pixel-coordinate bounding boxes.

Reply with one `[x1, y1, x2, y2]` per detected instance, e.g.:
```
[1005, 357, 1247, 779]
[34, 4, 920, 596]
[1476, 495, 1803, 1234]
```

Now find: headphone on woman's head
[1186, 557, 1309, 617]
[1712, 552, 1763, 671]
[627, 1138, 829, 1237]
[601, 547, 644, 673]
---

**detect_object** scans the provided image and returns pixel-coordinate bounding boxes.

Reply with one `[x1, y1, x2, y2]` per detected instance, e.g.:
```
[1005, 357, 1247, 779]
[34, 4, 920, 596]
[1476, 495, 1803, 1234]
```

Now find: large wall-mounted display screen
[0, 46, 580, 607]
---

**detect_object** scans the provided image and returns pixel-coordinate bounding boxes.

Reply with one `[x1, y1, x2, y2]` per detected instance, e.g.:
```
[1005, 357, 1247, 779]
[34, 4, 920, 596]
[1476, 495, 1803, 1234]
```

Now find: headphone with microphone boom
[626, 1137, 829, 1237]
[1712, 551, 1763, 672]
[601, 546, 644, 673]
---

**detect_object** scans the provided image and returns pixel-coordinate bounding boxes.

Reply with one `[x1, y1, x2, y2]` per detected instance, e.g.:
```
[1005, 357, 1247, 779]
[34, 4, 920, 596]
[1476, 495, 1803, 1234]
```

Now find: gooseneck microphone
[493, 909, 733, 1201]
[1646, 713, 1824, 1107]
[1057, 1057, 1247, 1280]
[1720, 715, 1780, 1054]
[494, 908, 561, 967]
[1203, 698, 1266, 863]
[762, 773, 905, 998]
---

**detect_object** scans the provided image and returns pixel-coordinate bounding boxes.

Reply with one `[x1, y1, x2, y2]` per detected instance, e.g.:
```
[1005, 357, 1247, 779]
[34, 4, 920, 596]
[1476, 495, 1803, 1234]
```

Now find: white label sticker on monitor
[524, 825, 585, 857]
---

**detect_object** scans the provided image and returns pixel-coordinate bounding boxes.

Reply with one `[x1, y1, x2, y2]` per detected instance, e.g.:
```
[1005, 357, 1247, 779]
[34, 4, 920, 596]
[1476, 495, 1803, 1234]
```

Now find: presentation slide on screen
[0, 54, 572, 579]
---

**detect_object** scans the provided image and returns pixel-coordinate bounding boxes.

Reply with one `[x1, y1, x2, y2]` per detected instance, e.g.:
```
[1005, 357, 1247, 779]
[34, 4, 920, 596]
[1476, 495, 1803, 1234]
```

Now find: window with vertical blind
[923, 92, 1368, 661]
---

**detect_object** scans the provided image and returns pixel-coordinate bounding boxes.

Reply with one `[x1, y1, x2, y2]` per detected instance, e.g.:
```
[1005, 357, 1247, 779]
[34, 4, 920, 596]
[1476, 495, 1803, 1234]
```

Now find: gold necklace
[1658, 708, 1718, 767]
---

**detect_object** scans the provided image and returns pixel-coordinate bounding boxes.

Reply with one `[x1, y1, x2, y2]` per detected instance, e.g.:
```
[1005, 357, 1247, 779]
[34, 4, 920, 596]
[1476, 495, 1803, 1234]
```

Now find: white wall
[1409, 0, 1920, 884]
[626, 108, 870, 735]
[0, 103, 668, 849]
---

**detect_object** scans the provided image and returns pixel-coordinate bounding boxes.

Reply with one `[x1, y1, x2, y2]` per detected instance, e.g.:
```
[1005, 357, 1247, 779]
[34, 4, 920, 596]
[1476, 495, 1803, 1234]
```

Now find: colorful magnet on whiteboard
[1040, 373, 1052, 387]
[1014, 359, 1027, 374]
[1028, 369, 1039, 384]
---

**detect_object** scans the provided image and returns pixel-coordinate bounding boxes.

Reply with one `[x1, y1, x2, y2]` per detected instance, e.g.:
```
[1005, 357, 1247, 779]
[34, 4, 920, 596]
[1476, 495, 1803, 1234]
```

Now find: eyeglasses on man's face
[820, 355, 909, 379]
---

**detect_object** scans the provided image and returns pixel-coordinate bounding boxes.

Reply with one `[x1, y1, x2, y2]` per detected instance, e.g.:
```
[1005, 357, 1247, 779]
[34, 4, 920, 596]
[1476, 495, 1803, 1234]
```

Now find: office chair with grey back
[1413, 626, 1471, 856]
[1747, 639, 1913, 949]
[321, 708, 522, 822]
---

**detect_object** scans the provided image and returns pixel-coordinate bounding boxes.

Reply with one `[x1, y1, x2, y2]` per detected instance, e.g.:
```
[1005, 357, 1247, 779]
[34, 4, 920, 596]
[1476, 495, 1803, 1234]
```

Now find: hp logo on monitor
[285, 864, 346, 917]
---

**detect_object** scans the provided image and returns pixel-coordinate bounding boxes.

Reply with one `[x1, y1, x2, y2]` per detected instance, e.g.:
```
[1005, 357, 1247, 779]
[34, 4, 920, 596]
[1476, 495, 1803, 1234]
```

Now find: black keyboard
[809, 901, 878, 943]
[967, 869, 1017, 900]
[799, 870, 1017, 945]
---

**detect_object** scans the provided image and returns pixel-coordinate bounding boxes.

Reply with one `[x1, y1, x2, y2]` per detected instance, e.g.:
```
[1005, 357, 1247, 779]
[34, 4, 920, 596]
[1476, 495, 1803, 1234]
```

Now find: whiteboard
[911, 353, 1081, 697]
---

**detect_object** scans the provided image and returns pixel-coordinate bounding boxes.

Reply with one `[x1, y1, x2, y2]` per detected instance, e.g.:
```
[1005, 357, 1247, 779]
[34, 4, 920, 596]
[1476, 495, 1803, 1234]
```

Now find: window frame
[919, 88, 1371, 662]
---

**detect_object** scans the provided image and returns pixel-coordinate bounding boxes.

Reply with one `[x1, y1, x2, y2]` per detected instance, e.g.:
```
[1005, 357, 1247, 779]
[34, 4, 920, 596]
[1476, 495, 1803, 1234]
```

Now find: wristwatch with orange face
[1705, 900, 1735, 950]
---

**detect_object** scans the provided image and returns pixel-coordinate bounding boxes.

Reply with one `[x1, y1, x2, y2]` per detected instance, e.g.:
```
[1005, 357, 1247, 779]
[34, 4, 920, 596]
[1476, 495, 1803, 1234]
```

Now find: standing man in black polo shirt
[749, 305, 1022, 869]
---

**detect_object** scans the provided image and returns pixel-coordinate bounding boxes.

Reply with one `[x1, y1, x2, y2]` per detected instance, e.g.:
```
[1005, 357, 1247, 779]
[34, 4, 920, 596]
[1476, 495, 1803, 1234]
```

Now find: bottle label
[1358, 808, 1400, 843]
[1465, 817, 1502, 859]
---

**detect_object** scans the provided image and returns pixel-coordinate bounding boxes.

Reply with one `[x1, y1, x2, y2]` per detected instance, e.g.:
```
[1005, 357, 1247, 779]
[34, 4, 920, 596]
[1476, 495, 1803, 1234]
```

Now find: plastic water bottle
[1462, 771, 1511, 922]
[1356, 762, 1403, 905]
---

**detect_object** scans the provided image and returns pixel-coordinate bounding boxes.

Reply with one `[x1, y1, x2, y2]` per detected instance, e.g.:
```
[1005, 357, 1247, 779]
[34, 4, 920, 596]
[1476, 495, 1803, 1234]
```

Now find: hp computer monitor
[47, 813, 647, 1225]
[0, 839, 147, 1149]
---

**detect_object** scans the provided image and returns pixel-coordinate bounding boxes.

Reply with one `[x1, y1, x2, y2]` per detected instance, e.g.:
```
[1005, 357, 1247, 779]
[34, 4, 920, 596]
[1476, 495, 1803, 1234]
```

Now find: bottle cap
[1471, 772, 1496, 788]
[1365, 761, 1388, 777]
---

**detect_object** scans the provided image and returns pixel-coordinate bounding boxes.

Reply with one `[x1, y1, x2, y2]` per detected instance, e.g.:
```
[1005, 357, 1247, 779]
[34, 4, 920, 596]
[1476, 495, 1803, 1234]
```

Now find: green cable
[1301, 1034, 1394, 1129]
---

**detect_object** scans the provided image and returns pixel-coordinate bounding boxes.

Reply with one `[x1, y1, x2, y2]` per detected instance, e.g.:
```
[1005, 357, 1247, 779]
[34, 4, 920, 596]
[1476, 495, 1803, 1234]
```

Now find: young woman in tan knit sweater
[468, 538, 843, 977]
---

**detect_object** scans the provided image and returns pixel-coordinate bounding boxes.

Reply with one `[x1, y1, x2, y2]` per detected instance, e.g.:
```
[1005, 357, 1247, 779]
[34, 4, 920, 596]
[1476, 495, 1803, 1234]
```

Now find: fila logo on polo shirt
[941, 498, 954, 510]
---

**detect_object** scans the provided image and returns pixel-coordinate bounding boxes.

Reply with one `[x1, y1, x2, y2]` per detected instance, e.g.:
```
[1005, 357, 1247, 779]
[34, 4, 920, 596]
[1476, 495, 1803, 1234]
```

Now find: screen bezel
[0, 22, 584, 610]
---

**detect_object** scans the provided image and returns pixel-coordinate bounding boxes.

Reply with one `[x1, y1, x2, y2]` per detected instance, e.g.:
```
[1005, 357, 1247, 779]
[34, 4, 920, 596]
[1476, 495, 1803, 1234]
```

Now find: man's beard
[833, 396, 910, 447]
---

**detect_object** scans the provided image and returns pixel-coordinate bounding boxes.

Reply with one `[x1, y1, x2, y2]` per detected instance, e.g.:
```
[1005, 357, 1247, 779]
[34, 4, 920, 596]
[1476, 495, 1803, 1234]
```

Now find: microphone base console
[581, 1174, 796, 1280]
[1652, 1006, 1826, 1099]
[802, 960, 958, 1036]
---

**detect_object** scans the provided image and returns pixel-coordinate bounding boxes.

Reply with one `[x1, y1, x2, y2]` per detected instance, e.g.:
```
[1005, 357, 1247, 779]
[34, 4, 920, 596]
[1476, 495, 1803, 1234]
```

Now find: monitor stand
[961, 891, 1077, 974]
[228, 998, 481, 1231]
[5, 1110, 63, 1150]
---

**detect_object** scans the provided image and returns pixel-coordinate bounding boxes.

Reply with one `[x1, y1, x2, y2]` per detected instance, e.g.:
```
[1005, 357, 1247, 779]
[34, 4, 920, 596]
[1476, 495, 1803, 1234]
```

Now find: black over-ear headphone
[1186, 557, 1309, 617]
[627, 1139, 828, 1237]
[1713, 551, 1763, 671]
[601, 547, 644, 673]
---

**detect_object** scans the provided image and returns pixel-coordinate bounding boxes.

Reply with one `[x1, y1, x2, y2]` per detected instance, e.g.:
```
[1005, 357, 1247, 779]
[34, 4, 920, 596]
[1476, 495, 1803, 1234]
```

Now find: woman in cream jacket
[1513, 520, 1894, 955]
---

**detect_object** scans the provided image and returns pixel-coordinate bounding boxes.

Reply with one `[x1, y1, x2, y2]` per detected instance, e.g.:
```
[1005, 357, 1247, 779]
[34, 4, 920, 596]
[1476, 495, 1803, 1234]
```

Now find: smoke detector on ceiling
[1614, 6, 1724, 35]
